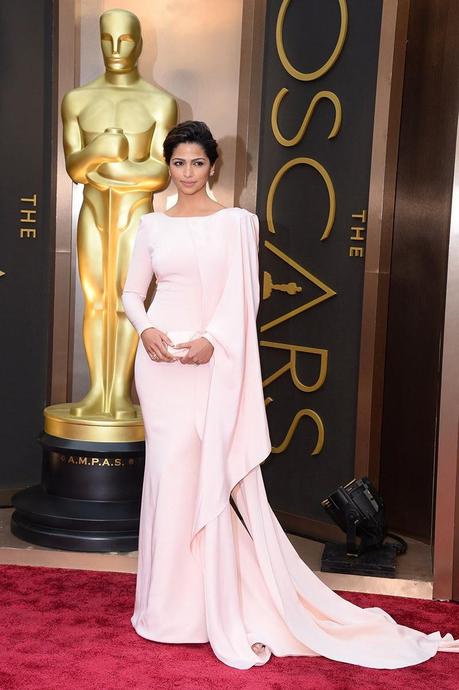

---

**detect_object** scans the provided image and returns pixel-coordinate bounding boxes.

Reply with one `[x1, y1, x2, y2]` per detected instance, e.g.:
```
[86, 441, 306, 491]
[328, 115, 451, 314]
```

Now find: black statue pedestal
[11, 432, 145, 552]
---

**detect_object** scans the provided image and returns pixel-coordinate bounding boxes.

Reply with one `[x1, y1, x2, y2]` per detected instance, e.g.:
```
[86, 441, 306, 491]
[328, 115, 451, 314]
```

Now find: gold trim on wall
[234, 0, 267, 212]
[50, 0, 78, 404]
[433, 114, 459, 600]
[354, 0, 410, 482]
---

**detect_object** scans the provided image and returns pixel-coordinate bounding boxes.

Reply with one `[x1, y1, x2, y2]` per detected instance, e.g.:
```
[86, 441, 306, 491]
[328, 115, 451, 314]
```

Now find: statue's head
[100, 9, 142, 74]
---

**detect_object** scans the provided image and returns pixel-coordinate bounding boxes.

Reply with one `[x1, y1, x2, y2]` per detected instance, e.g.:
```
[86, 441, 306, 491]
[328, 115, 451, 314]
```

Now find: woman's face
[169, 142, 214, 195]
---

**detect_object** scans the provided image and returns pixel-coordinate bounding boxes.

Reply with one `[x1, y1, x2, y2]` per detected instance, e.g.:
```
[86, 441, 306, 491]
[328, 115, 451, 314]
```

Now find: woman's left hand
[176, 337, 214, 365]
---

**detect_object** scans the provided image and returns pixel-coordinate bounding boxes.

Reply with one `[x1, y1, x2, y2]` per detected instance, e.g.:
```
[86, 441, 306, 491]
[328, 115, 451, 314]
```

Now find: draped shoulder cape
[189, 208, 272, 543]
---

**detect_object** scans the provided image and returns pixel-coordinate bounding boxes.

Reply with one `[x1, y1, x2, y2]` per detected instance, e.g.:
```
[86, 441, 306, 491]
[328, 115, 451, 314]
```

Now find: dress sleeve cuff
[201, 331, 217, 349]
[138, 321, 155, 337]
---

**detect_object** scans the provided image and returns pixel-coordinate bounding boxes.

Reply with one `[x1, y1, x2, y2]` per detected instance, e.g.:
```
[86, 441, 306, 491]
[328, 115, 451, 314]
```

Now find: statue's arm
[93, 96, 178, 191]
[143, 96, 179, 187]
[61, 92, 128, 184]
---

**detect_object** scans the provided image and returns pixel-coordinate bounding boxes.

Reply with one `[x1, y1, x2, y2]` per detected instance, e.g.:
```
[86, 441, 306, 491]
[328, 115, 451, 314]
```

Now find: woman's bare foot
[251, 642, 265, 655]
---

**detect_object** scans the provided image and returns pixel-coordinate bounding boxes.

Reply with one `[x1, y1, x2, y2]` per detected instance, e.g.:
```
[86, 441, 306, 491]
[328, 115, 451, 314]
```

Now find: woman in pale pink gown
[121, 121, 457, 670]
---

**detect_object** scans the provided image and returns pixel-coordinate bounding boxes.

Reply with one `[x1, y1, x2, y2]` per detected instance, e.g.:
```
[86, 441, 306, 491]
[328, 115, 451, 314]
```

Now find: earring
[210, 169, 215, 176]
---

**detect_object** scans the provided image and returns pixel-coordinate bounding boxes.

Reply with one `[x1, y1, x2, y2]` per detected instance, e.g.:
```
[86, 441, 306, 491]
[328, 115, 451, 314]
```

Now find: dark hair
[163, 121, 219, 165]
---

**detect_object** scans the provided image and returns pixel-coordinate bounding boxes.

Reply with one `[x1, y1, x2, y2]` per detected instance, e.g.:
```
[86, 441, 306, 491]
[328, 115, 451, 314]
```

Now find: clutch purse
[165, 330, 202, 357]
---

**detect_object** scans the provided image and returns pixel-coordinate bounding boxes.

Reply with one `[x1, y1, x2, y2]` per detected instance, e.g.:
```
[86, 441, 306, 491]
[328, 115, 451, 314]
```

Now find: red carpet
[0, 564, 458, 690]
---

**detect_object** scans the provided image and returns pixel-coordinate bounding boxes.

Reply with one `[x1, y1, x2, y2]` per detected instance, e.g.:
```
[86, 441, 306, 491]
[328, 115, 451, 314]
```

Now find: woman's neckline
[159, 207, 237, 219]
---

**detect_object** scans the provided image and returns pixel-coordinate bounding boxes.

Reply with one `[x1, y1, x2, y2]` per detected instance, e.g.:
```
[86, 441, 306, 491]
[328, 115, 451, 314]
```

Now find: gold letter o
[276, 0, 348, 81]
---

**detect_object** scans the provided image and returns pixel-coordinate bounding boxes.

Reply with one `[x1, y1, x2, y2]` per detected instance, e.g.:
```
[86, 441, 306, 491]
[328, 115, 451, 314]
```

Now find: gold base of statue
[43, 403, 145, 443]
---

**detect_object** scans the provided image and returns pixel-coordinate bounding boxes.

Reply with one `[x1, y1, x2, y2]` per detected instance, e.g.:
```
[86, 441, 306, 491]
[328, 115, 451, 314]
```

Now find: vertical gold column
[433, 116, 459, 600]
[234, 0, 267, 212]
[50, 0, 78, 404]
[353, 0, 410, 481]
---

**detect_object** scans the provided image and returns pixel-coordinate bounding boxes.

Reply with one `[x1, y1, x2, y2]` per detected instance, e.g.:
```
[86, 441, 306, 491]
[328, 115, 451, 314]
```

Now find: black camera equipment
[320, 477, 407, 577]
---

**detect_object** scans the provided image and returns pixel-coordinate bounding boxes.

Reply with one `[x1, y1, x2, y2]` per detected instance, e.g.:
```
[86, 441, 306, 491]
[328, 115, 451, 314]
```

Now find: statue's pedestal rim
[11, 432, 145, 552]
[11, 485, 141, 552]
[44, 403, 144, 443]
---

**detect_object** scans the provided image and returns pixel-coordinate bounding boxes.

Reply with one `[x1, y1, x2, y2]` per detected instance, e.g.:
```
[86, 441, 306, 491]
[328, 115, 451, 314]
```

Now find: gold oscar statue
[10, 9, 177, 552]
[45, 8, 177, 442]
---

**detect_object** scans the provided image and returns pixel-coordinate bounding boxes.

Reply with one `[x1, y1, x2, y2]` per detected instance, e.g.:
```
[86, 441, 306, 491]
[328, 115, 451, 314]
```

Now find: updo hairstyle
[163, 121, 219, 166]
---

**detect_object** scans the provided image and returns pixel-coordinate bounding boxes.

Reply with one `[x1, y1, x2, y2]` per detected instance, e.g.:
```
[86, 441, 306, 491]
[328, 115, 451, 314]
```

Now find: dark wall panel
[0, 1, 55, 488]
[380, 0, 459, 541]
[256, 0, 382, 529]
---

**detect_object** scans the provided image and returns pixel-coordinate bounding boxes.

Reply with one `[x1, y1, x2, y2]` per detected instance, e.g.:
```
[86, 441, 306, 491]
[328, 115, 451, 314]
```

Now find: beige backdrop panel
[71, 0, 244, 399]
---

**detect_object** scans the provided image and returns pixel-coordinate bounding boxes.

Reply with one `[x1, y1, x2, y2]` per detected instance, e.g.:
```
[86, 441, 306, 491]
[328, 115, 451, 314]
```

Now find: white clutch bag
[165, 330, 202, 357]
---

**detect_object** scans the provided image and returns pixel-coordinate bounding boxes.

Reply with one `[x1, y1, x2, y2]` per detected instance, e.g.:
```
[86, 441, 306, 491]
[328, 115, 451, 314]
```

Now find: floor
[0, 507, 433, 599]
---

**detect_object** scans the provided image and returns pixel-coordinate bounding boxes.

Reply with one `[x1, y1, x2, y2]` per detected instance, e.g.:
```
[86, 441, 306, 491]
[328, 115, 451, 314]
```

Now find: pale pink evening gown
[121, 207, 457, 670]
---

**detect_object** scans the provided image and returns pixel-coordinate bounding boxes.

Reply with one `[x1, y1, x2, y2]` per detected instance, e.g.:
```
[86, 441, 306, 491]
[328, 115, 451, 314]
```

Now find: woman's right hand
[141, 327, 176, 362]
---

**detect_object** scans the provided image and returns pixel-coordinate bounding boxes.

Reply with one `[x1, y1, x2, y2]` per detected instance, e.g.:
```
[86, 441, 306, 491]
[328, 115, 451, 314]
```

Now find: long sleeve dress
[121, 207, 458, 670]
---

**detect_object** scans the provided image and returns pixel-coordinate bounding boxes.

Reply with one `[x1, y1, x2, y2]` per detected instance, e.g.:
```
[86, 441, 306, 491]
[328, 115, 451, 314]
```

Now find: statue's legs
[109, 202, 148, 419]
[71, 192, 150, 419]
[70, 202, 106, 417]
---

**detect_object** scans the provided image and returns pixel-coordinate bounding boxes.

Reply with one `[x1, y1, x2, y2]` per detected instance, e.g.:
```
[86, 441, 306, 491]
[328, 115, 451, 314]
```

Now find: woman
[122, 121, 457, 670]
